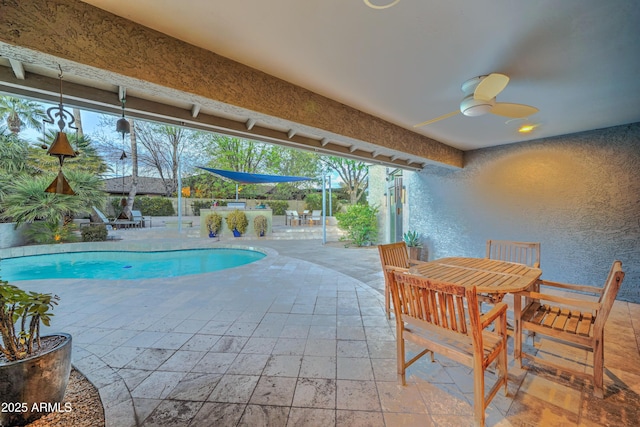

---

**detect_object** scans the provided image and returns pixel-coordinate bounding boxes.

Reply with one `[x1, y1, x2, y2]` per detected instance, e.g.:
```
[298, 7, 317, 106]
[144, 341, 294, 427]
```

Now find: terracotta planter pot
[0, 333, 72, 426]
[408, 246, 422, 261]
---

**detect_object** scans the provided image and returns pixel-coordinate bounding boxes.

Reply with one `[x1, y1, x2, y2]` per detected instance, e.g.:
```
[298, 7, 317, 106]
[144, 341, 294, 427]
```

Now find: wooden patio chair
[387, 268, 509, 427]
[514, 260, 624, 398]
[377, 242, 426, 319]
[483, 240, 541, 305]
[486, 239, 541, 268]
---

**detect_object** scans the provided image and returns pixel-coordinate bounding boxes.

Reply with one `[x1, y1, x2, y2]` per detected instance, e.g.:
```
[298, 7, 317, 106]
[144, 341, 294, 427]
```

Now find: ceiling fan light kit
[363, 0, 401, 9]
[414, 72, 539, 127]
[460, 95, 495, 116]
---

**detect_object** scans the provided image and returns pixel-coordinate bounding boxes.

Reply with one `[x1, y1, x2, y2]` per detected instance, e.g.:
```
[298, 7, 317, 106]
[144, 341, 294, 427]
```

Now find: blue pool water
[0, 249, 265, 281]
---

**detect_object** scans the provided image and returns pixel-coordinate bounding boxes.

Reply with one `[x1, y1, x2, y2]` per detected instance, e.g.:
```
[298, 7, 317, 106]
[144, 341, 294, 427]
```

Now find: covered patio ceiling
[1, 0, 639, 171]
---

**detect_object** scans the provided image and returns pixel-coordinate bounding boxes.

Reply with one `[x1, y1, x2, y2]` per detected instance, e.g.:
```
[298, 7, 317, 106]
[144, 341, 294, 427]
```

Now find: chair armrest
[384, 265, 409, 274]
[480, 302, 508, 330]
[539, 279, 603, 295]
[516, 290, 601, 311]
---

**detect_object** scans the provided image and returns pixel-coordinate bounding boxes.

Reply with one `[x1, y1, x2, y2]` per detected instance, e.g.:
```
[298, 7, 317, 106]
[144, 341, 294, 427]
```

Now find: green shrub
[336, 204, 379, 247]
[205, 212, 222, 234]
[253, 215, 268, 236]
[191, 200, 211, 216]
[134, 196, 175, 216]
[24, 221, 79, 244]
[265, 200, 288, 215]
[304, 193, 342, 214]
[225, 209, 248, 234]
[81, 224, 109, 241]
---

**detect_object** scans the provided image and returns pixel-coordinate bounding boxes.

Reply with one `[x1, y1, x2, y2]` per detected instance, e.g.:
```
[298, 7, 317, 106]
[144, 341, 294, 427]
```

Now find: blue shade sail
[197, 167, 314, 184]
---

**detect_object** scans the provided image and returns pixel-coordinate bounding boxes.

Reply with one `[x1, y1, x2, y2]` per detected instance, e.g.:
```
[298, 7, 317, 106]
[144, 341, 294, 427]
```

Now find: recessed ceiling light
[364, 0, 401, 10]
[518, 124, 537, 133]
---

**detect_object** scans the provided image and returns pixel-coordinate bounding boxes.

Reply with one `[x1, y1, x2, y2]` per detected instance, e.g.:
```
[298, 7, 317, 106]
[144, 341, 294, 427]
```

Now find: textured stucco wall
[408, 123, 640, 303]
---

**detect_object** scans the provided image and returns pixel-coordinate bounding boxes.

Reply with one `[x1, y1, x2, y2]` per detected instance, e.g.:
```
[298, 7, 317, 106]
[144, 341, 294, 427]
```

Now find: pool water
[0, 249, 265, 281]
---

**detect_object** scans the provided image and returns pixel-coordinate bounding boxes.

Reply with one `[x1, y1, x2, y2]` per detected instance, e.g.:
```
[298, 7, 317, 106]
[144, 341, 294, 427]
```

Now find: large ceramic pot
[408, 246, 422, 261]
[0, 333, 72, 426]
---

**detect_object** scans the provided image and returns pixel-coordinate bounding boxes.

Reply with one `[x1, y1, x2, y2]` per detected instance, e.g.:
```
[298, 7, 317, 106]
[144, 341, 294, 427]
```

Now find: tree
[264, 146, 321, 199]
[0, 96, 45, 134]
[205, 134, 269, 173]
[0, 128, 30, 175]
[0, 170, 105, 227]
[133, 121, 203, 196]
[322, 156, 369, 204]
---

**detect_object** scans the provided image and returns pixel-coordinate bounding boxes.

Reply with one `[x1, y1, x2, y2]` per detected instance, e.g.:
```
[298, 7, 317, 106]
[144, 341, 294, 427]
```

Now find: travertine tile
[335, 409, 385, 427]
[166, 372, 222, 401]
[191, 352, 237, 374]
[263, 354, 303, 377]
[287, 407, 335, 426]
[249, 376, 297, 406]
[237, 404, 290, 426]
[337, 357, 374, 381]
[300, 355, 337, 379]
[376, 381, 428, 413]
[336, 380, 381, 411]
[292, 377, 337, 409]
[207, 374, 260, 403]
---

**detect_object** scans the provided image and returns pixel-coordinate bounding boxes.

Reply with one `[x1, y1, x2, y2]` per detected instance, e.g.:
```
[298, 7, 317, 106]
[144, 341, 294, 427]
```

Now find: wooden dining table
[409, 256, 542, 301]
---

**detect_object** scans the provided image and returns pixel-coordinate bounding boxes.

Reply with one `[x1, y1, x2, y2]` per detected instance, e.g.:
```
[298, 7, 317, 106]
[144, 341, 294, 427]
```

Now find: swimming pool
[0, 249, 265, 281]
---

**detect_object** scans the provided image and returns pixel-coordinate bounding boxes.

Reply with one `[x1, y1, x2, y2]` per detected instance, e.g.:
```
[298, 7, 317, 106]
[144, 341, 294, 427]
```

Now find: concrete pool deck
[2, 228, 639, 426]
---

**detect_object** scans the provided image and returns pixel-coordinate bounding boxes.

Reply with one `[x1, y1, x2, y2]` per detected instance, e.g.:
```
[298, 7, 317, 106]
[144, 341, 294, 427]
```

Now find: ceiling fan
[414, 73, 539, 127]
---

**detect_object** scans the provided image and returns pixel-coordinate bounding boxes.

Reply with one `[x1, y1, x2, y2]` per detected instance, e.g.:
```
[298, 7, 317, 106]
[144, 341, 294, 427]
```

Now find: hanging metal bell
[47, 132, 77, 157]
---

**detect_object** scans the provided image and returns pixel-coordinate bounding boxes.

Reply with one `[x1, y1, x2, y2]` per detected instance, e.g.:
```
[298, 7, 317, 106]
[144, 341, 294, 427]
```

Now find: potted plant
[253, 215, 268, 237]
[403, 230, 423, 260]
[225, 209, 248, 237]
[0, 277, 72, 426]
[205, 212, 222, 238]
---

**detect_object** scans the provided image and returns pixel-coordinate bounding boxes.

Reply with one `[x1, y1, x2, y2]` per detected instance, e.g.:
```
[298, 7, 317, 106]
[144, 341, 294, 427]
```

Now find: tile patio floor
[4, 228, 639, 426]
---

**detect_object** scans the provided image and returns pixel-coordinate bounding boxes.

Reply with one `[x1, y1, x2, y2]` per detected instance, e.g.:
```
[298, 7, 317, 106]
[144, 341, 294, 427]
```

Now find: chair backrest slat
[486, 239, 541, 268]
[390, 270, 477, 339]
[378, 242, 410, 269]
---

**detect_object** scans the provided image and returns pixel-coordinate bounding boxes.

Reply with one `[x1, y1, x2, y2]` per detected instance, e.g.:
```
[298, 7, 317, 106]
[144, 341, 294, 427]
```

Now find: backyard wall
[0, 222, 27, 249]
[408, 123, 640, 303]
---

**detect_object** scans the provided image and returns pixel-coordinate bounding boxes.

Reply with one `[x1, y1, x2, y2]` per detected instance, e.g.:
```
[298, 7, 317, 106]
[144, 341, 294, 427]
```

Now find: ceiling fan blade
[474, 73, 509, 100]
[413, 110, 460, 127]
[491, 103, 539, 118]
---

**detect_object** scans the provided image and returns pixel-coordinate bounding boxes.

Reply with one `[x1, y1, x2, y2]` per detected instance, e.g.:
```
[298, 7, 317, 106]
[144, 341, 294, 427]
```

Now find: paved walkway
[7, 228, 640, 426]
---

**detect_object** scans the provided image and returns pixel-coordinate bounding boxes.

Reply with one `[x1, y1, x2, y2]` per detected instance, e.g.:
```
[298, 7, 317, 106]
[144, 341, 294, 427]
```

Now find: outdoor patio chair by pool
[387, 268, 509, 427]
[131, 210, 144, 228]
[309, 210, 322, 225]
[514, 260, 624, 398]
[378, 241, 427, 319]
[285, 210, 300, 226]
[91, 206, 136, 229]
[91, 206, 117, 230]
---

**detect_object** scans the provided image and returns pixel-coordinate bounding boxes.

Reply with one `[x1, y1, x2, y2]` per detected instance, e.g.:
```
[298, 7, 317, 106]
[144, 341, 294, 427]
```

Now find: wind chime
[43, 65, 78, 195]
[116, 93, 131, 219]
